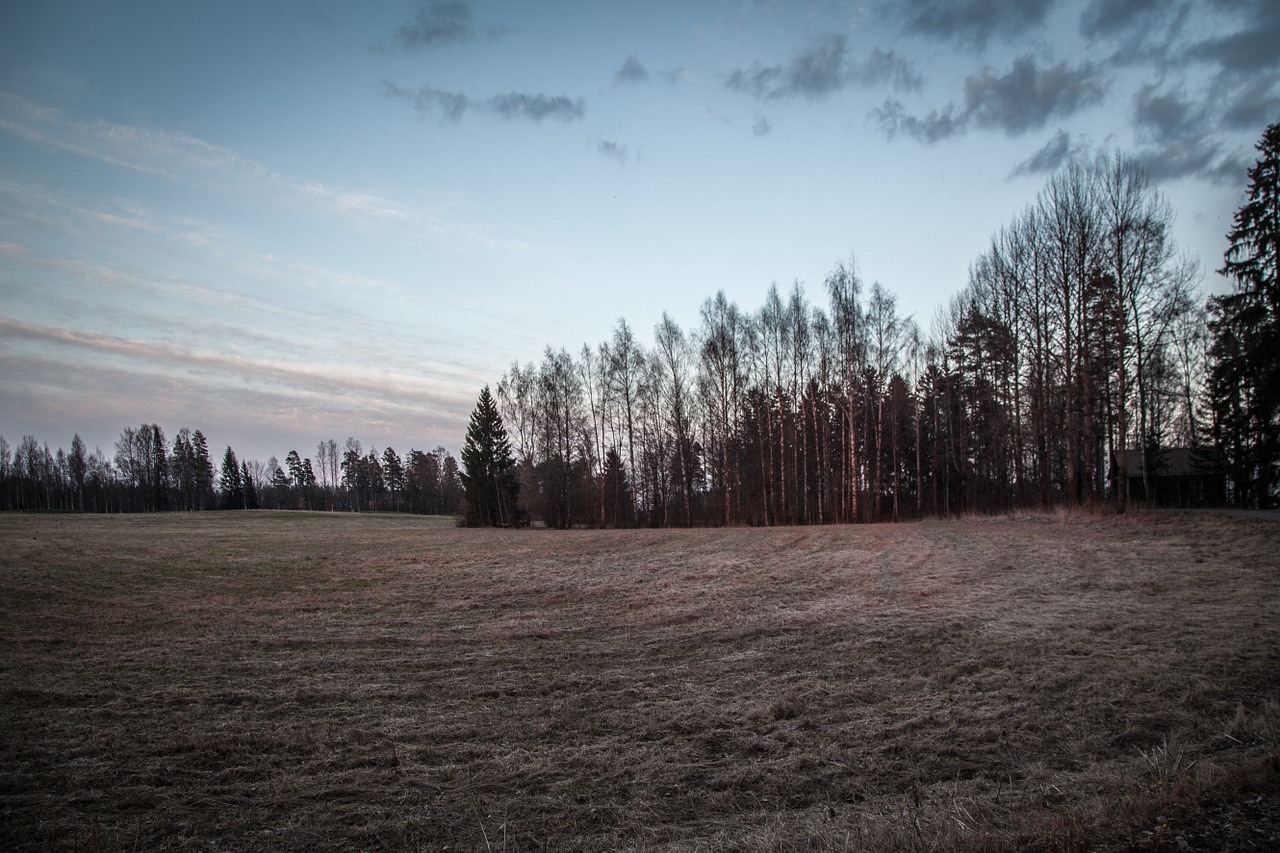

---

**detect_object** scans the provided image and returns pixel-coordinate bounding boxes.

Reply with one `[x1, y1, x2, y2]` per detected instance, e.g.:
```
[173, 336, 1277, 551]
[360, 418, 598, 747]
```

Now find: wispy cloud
[1124, 76, 1265, 184]
[0, 92, 236, 179]
[1132, 82, 1204, 145]
[1078, 0, 1164, 41]
[615, 55, 650, 84]
[727, 35, 922, 102]
[1, 236, 510, 404]
[1219, 73, 1280, 131]
[728, 34, 848, 100]
[871, 101, 965, 144]
[0, 96, 545, 255]
[380, 82, 472, 121]
[1185, 0, 1280, 75]
[0, 92, 412, 221]
[890, 0, 1056, 49]
[873, 55, 1106, 142]
[727, 34, 844, 100]
[965, 57, 1106, 135]
[0, 315, 478, 406]
[1134, 134, 1246, 184]
[0, 316, 478, 458]
[490, 92, 586, 122]
[596, 139, 629, 165]
[394, 1, 474, 48]
[1010, 129, 1092, 177]
[387, 1, 510, 51]
[0, 201, 414, 326]
[380, 81, 585, 123]
[851, 48, 925, 92]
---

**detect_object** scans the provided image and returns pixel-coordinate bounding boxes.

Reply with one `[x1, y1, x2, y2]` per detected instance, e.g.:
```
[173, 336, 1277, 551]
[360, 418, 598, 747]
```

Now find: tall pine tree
[460, 386, 519, 526]
[220, 446, 244, 509]
[1209, 121, 1280, 507]
[192, 430, 214, 509]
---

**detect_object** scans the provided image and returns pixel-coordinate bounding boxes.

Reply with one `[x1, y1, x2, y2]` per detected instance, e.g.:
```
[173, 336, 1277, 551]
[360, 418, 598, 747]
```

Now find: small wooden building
[1111, 447, 1224, 507]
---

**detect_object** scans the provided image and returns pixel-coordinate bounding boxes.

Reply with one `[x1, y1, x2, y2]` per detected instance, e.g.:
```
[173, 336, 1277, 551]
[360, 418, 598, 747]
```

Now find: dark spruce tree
[241, 460, 259, 509]
[460, 386, 519, 526]
[1209, 120, 1280, 507]
[192, 430, 214, 509]
[220, 446, 244, 509]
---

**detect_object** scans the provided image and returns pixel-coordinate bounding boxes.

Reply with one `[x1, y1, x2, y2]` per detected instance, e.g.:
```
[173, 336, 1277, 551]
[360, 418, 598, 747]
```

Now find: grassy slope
[1, 511, 1278, 851]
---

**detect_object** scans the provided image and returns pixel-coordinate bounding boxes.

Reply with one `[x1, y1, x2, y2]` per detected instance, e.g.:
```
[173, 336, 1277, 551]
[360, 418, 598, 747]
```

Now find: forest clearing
[2, 511, 1278, 851]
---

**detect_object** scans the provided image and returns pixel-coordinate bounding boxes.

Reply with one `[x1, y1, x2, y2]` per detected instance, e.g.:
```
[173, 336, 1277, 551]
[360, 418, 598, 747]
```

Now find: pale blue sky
[2, 0, 1276, 465]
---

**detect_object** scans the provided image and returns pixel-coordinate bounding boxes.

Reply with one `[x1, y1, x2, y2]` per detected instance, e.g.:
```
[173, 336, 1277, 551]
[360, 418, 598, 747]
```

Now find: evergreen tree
[192, 430, 214, 509]
[460, 386, 519, 526]
[364, 450, 385, 507]
[148, 424, 168, 511]
[220, 445, 243, 509]
[271, 463, 291, 506]
[241, 460, 259, 509]
[286, 450, 306, 488]
[382, 446, 405, 511]
[1209, 121, 1280, 507]
[171, 429, 194, 510]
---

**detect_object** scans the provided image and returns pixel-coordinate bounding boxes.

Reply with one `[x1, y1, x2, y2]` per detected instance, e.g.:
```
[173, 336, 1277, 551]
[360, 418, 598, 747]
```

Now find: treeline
[472, 145, 1276, 528]
[0, 428, 462, 515]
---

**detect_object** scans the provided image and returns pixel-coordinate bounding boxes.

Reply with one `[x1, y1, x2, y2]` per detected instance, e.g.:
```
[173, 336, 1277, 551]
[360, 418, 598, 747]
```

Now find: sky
[2, 0, 1277, 467]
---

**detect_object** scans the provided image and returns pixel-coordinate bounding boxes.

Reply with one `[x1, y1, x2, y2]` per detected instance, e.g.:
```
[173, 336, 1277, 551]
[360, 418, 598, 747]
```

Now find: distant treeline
[462, 139, 1277, 528]
[0, 428, 462, 515]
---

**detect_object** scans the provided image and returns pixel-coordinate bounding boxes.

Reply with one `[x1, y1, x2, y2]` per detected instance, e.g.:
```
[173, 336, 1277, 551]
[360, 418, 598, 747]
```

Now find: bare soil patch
[2, 510, 1278, 851]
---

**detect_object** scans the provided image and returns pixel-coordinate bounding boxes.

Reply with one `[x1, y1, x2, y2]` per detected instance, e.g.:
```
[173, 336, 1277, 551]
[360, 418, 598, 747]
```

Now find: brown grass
[2, 510, 1278, 851]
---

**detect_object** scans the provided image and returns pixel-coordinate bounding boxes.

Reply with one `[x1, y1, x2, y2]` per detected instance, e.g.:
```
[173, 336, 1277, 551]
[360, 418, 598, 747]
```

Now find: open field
[2, 511, 1279, 851]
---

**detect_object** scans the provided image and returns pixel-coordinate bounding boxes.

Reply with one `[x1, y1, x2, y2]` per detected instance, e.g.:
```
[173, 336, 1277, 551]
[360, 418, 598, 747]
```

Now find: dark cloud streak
[1078, 0, 1164, 40]
[1132, 83, 1202, 145]
[1010, 130, 1091, 177]
[871, 101, 965, 143]
[380, 81, 471, 121]
[597, 140, 628, 165]
[1220, 73, 1280, 131]
[1187, 4, 1280, 75]
[393, 2, 476, 49]
[726, 35, 922, 102]
[490, 92, 585, 122]
[727, 34, 846, 100]
[381, 81, 584, 123]
[892, 0, 1056, 49]
[873, 55, 1106, 142]
[1134, 134, 1246, 185]
[385, 1, 511, 52]
[965, 57, 1106, 135]
[851, 48, 924, 92]
[615, 56, 649, 84]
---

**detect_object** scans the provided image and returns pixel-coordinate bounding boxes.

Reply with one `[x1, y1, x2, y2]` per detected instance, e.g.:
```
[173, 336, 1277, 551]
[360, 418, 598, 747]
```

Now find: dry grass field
[2, 510, 1279, 852]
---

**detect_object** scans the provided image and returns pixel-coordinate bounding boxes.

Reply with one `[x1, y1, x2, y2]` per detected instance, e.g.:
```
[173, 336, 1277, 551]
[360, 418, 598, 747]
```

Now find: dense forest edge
[0, 429, 462, 516]
[5, 124, 1278, 526]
